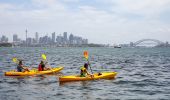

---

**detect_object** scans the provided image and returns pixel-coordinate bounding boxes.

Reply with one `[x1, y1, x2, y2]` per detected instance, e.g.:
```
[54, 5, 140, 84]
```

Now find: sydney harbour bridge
[129, 39, 169, 47]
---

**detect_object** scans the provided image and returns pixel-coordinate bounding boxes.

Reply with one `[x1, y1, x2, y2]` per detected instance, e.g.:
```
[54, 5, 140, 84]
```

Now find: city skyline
[0, 30, 169, 45]
[1, 32, 169, 47]
[0, 31, 89, 43]
[0, 0, 170, 44]
[9, 31, 88, 46]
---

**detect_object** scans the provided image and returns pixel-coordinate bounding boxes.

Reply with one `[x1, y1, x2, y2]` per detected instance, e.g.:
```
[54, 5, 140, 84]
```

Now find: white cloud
[31, 0, 66, 10]
[111, 0, 170, 19]
[0, 0, 170, 44]
[0, 3, 13, 10]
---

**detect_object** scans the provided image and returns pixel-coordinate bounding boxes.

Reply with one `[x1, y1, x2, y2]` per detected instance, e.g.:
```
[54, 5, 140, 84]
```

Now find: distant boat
[113, 45, 121, 48]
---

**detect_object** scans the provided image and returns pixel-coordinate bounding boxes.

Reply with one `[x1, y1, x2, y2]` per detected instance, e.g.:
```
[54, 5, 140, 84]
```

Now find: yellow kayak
[4, 67, 63, 76]
[59, 72, 117, 82]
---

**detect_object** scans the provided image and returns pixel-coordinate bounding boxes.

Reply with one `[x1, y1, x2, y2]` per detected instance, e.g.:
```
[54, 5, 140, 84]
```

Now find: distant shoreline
[0, 43, 106, 47]
[0, 43, 12, 47]
[1, 43, 170, 48]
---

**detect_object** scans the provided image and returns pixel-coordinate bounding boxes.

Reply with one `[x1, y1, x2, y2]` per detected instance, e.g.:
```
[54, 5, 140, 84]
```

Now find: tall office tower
[35, 32, 39, 43]
[13, 34, 18, 42]
[26, 29, 28, 41]
[52, 32, 56, 43]
[63, 32, 67, 41]
[69, 34, 74, 44]
[0, 35, 8, 43]
[26, 29, 28, 46]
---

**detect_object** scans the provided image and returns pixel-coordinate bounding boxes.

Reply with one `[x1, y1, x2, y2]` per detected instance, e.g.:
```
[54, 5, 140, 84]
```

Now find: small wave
[127, 89, 160, 95]
[142, 65, 159, 68]
[2, 90, 16, 93]
[131, 82, 149, 87]
[114, 80, 135, 85]
[53, 93, 64, 96]
[6, 81, 19, 84]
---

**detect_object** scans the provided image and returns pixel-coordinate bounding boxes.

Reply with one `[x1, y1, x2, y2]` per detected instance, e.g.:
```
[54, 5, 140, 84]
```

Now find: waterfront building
[52, 32, 55, 43]
[69, 34, 74, 44]
[13, 34, 18, 42]
[63, 32, 67, 44]
[63, 32, 67, 41]
[39, 36, 48, 44]
[0, 35, 8, 43]
[83, 39, 88, 44]
[56, 35, 64, 45]
[27, 37, 33, 45]
[35, 32, 39, 43]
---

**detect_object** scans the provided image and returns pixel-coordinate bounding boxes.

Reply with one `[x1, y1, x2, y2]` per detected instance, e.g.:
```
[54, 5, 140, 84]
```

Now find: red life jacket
[38, 64, 43, 71]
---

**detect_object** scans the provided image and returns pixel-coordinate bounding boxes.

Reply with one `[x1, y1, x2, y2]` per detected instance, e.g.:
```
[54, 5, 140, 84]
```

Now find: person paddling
[38, 61, 50, 71]
[17, 60, 29, 72]
[80, 63, 93, 77]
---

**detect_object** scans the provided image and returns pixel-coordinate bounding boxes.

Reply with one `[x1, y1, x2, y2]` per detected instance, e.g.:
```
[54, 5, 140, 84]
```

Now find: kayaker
[38, 61, 50, 71]
[17, 60, 29, 72]
[80, 63, 93, 77]
[38, 61, 45, 71]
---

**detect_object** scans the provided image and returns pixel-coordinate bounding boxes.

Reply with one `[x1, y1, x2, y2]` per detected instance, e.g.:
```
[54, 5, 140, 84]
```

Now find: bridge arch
[133, 39, 164, 47]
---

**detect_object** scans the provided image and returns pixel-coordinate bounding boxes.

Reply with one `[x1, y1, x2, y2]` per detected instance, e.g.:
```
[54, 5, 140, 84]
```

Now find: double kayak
[59, 72, 117, 82]
[4, 67, 63, 76]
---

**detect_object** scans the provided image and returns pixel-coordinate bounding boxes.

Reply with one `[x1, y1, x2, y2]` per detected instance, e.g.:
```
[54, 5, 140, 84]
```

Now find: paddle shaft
[87, 59, 93, 74]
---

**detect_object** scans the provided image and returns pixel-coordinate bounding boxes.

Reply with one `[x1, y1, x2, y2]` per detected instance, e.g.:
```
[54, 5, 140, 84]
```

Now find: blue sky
[0, 0, 170, 44]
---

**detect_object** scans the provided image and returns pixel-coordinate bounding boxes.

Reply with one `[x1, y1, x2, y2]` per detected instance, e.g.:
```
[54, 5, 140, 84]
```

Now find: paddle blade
[84, 51, 88, 59]
[41, 54, 47, 60]
[12, 57, 19, 64]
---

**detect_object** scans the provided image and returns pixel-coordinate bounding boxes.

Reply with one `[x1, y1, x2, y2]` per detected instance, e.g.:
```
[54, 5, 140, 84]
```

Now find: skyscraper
[63, 32, 67, 41]
[26, 29, 28, 46]
[0, 35, 8, 43]
[35, 32, 39, 43]
[69, 34, 74, 44]
[52, 32, 56, 43]
[83, 39, 88, 44]
[13, 34, 18, 42]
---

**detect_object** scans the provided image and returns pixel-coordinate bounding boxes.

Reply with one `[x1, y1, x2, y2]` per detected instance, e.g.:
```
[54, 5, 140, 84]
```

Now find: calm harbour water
[0, 47, 170, 100]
